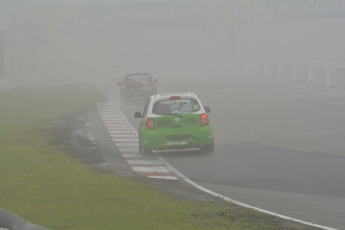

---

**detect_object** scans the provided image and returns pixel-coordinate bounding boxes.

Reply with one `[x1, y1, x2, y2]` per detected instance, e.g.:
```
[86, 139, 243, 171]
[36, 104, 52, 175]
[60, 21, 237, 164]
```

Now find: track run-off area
[97, 77, 345, 230]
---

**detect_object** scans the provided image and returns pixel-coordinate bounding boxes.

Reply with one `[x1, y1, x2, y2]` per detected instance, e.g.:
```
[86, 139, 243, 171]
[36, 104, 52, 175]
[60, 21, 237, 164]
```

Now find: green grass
[0, 84, 315, 230]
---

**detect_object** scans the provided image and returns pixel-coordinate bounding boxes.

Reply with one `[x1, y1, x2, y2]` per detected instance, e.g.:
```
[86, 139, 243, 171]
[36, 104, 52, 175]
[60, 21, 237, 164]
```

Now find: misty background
[0, 0, 344, 86]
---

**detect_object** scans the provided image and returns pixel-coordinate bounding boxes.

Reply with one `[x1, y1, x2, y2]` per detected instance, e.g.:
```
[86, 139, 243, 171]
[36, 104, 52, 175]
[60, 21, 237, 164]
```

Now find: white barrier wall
[231, 59, 345, 88]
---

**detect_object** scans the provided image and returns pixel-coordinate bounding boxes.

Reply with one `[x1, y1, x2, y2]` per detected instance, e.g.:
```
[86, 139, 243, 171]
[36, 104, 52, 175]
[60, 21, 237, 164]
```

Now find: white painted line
[104, 122, 126, 125]
[102, 118, 124, 121]
[113, 138, 138, 142]
[110, 134, 137, 138]
[96, 98, 139, 137]
[109, 130, 133, 133]
[116, 143, 139, 147]
[106, 125, 129, 128]
[101, 114, 122, 118]
[132, 167, 170, 173]
[148, 176, 178, 180]
[107, 126, 131, 129]
[99, 111, 120, 113]
[122, 153, 143, 158]
[100, 112, 120, 114]
[110, 131, 135, 134]
[105, 122, 126, 124]
[108, 127, 131, 130]
[118, 148, 139, 152]
[108, 129, 132, 132]
[100, 112, 121, 115]
[105, 124, 128, 126]
[127, 160, 162, 165]
[159, 157, 338, 230]
[98, 110, 118, 112]
[106, 124, 129, 127]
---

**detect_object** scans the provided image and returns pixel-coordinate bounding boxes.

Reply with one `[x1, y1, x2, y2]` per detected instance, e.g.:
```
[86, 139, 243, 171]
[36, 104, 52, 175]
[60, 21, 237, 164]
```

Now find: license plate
[165, 141, 188, 146]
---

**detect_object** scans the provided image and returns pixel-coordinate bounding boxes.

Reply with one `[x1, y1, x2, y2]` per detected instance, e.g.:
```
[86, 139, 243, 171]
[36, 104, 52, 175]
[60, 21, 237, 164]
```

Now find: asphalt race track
[99, 77, 345, 229]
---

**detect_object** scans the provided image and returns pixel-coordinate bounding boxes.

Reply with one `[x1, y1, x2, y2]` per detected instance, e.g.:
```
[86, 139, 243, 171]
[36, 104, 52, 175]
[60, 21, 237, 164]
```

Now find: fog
[2, 1, 345, 228]
[1, 0, 344, 86]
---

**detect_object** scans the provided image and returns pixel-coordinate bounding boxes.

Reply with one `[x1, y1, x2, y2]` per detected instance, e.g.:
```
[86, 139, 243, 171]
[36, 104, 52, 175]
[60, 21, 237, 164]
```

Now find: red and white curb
[97, 103, 178, 180]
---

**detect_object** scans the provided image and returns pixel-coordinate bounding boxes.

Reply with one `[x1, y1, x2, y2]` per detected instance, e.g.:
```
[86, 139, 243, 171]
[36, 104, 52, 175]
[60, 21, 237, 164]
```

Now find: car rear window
[125, 74, 152, 84]
[152, 98, 200, 115]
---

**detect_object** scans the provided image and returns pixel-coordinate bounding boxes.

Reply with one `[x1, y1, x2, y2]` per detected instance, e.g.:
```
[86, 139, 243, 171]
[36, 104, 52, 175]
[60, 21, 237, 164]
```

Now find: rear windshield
[124, 74, 152, 84]
[152, 99, 200, 115]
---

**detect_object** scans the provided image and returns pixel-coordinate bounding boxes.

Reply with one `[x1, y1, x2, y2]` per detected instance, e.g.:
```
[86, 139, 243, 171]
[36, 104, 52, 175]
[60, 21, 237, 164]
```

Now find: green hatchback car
[134, 92, 214, 154]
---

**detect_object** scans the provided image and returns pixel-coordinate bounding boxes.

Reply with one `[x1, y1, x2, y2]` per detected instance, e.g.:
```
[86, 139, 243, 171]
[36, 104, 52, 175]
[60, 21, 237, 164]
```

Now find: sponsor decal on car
[157, 119, 173, 127]
[165, 141, 189, 147]
[160, 99, 191, 104]
[184, 117, 198, 124]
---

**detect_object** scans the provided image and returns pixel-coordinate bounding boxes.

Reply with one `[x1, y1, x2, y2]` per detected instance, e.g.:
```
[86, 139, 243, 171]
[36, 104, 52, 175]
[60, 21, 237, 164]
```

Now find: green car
[134, 92, 214, 154]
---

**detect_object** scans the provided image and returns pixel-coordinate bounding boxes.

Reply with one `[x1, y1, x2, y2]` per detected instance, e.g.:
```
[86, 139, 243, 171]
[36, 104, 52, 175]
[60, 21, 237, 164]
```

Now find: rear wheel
[139, 136, 143, 154]
[201, 140, 214, 154]
[139, 136, 152, 155]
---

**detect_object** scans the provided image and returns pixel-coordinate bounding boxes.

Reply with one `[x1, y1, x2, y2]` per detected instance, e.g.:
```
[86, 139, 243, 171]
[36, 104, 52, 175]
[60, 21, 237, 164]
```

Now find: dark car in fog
[118, 73, 158, 104]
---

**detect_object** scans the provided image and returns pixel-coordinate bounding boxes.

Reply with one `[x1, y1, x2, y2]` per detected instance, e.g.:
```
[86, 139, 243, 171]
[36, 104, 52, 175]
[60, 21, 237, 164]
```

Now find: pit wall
[228, 59, 345, 88]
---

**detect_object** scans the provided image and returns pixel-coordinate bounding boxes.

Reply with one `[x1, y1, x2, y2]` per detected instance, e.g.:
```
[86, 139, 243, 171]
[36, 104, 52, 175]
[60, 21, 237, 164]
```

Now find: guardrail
[228, 59, 345, 88]
[0, 208, 50, 230]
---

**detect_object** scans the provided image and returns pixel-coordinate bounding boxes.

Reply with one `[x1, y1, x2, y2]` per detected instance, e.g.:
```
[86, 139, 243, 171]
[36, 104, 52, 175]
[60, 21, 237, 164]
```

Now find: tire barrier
[0, 208, 50, 230]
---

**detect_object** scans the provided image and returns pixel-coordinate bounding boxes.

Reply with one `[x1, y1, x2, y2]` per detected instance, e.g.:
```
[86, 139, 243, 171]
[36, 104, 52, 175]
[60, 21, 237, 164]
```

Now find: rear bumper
[142, 126, 213, 150]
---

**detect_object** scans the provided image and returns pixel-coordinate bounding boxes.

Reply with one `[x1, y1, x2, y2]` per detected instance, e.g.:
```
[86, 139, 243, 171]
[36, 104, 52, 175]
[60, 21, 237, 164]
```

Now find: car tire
[144, 148, 152, 155]
[139, 136, 143, 154]
[201, 140, 214, 154]
[139, 136, 152, 155]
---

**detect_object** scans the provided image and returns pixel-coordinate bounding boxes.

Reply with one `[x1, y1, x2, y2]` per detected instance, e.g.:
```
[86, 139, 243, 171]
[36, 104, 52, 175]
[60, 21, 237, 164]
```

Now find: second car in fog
[118, 73, 158, 104]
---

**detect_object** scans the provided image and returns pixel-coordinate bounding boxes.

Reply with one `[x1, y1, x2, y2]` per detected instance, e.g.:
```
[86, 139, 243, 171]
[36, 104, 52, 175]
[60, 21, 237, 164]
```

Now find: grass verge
[0, 84, 319, 230]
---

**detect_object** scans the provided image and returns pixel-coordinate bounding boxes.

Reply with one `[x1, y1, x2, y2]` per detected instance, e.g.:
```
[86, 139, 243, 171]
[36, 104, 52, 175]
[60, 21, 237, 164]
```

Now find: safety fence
[228, 59, 345, 88]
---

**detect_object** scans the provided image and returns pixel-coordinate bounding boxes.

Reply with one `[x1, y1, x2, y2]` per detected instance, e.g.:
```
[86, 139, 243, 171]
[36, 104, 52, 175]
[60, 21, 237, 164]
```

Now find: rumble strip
[97, 103, 178, 180]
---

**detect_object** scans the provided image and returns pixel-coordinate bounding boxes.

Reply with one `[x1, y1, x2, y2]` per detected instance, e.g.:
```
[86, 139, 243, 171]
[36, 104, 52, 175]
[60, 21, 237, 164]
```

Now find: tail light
[146, 117, 155, 130]
[150, 83, 156, 89]
[121, 84, 126, 90]
[201, 113, 209, 126]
